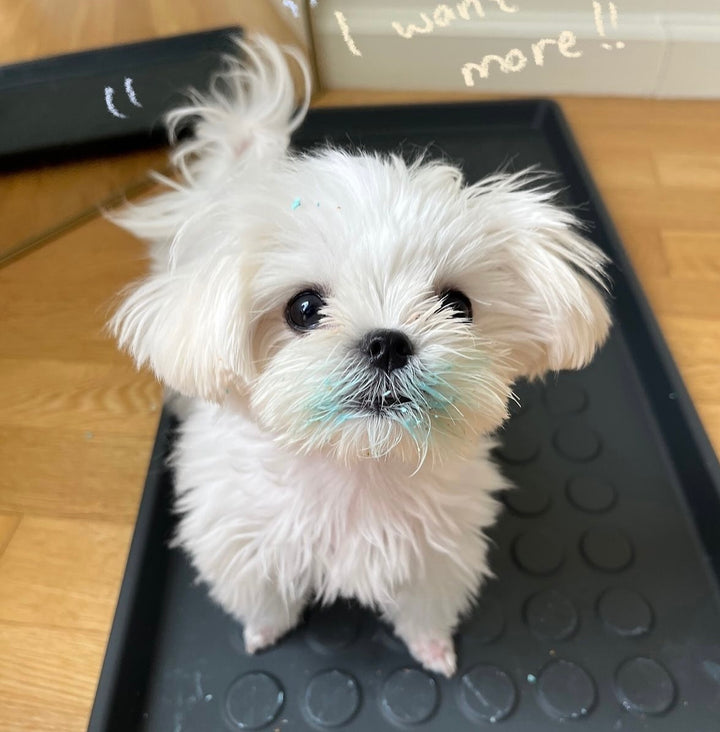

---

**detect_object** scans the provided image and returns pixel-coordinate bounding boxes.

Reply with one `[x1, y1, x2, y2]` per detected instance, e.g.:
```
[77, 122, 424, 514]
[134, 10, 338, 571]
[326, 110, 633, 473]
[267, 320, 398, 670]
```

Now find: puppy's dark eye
[285, 290, 326, 331]
[439, 289, 473, 321]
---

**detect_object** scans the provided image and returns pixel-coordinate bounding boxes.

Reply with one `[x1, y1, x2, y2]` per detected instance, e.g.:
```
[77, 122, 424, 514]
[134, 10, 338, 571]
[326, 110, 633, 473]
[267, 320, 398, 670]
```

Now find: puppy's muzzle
[360, 329, 414, 374]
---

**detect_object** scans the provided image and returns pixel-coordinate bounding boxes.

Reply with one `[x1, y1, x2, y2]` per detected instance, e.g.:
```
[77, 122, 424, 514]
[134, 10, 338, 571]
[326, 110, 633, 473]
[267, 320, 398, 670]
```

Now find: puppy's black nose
[361, 329, 414, 374]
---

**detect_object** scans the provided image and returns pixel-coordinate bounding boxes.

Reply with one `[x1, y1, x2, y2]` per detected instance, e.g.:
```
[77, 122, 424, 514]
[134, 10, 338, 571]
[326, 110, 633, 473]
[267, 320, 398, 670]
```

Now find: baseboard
[312, 5, 720, 97]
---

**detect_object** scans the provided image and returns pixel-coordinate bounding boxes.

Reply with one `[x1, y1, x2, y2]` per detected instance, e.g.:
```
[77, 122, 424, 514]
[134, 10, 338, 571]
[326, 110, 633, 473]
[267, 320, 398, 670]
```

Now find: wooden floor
[1, 7, 720, 732]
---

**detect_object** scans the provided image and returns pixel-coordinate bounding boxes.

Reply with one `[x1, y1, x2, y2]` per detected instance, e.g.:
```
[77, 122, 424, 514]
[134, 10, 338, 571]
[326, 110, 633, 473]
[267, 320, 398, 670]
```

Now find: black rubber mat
[88, 100, 720, 731]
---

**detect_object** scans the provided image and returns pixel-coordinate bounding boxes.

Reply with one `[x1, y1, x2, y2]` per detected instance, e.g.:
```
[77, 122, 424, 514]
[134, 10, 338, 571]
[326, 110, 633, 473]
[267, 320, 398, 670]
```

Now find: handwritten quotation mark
[104, 77, 142, 119]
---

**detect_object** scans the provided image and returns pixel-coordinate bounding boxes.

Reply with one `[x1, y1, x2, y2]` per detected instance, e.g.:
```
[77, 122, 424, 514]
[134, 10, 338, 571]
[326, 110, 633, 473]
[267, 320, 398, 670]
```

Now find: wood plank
[657, 316, 720, 406]
[558, 97, 720, 131]
[0, 624, 106, 732]
[0, 150, 167, 266]
[0, 0, 302, 66]
[0, 425, 155, 520]
[575, 148, 659, 190]
[0, 516, 133, 632]
[642, 277, 720, 320]
[0, 358, 161, 433]
[611, 224, 669, 278]
[662, 231, 720, 281]
[655, 154, 720, 189]
[599, 188, 720, 230]
[0, 514, 22, 557]
[0, 215, 159, 363]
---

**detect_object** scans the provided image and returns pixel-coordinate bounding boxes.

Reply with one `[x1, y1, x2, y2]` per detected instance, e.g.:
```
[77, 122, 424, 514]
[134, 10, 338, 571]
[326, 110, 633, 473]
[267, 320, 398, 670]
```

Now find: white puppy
[111, 36, 610, 676]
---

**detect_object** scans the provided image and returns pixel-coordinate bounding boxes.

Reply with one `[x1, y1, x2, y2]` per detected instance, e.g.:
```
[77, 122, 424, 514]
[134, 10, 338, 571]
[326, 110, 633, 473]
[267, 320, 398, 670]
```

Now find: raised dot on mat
[305, 601, 361, 653]
[225, 672, 284, 729]
[513, 530, 565, 576]
[381, 668, 438, 725]
[304, 670, 360, 727]
[553, 425, 602, 462]
[597, 588, 653, 637]
[615, 657, 675, 715]
[536, 659, 596, 720]
[463, 596, 504, 644]
[543, 382, 588, 415]
[459, 665, 517, 723]
[567, 475, 616, 513]
[524, 589, 579, 640]
[495, 420, 541, 464]
[581, 527, 634, 572]
[503, 482, 552, 517]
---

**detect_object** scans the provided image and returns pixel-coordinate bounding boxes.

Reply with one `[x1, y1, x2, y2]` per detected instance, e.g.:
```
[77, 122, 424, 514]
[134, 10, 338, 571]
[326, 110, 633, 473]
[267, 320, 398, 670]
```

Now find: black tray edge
[540, 100, 720, 575]
[87, 409, 175, 732]
[0, 26, 243, 172]
[86, 98, 720, 731]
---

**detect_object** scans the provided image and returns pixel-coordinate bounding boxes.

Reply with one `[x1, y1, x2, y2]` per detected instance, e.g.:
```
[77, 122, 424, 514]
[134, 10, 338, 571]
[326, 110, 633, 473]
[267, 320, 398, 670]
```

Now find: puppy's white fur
[111, 35, 610, 676]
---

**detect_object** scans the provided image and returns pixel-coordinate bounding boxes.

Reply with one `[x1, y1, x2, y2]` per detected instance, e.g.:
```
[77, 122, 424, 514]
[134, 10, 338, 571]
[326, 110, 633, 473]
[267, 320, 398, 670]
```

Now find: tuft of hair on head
[167, 32, 311, 185]
[109, 34, 310, 401]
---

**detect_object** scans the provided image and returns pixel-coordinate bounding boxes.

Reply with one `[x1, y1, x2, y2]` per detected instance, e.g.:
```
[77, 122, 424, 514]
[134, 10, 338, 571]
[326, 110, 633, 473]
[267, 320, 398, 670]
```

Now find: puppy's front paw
[408, 636, 457, 677]
[243, 624, 284, 654]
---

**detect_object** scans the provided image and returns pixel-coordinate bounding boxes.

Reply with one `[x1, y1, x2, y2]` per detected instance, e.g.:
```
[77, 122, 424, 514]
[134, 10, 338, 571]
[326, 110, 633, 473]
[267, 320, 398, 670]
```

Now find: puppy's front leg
[383, 537, 489, 677]
[230, 580, 309, 655]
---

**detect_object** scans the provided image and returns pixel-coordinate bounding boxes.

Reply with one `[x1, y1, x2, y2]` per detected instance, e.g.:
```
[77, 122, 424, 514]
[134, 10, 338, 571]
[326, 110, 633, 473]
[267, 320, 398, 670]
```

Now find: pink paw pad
[409, 637, 457, 677]
[243, 625, 280, 654]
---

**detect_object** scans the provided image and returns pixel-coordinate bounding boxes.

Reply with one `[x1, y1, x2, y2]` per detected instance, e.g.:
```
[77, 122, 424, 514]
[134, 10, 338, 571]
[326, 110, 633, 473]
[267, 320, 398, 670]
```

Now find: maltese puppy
[111, 36, 610, 676]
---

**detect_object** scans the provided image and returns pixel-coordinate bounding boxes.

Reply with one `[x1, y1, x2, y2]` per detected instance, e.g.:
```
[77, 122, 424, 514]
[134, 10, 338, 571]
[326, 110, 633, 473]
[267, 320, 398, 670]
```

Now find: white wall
[310, 0, 720, 96]
[344, 0, 719, 13]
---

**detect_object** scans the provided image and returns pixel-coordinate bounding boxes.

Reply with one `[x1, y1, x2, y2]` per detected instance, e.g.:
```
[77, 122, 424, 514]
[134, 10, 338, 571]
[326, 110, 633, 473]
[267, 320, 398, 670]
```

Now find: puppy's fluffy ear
[109, 35, 310, 400]
[111, 251, 251, 400]
[473, 173, 612, 379]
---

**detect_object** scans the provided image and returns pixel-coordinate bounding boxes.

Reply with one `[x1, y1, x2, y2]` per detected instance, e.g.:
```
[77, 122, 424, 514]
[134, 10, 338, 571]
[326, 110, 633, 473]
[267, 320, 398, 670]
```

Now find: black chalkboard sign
[0, 26, 241, 170]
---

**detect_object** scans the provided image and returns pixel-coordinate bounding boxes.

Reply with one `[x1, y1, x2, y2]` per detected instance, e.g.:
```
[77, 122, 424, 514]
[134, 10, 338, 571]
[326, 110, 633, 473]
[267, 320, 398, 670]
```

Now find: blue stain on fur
[291, 197, 301, 210]
[303, 365, 459, 437]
